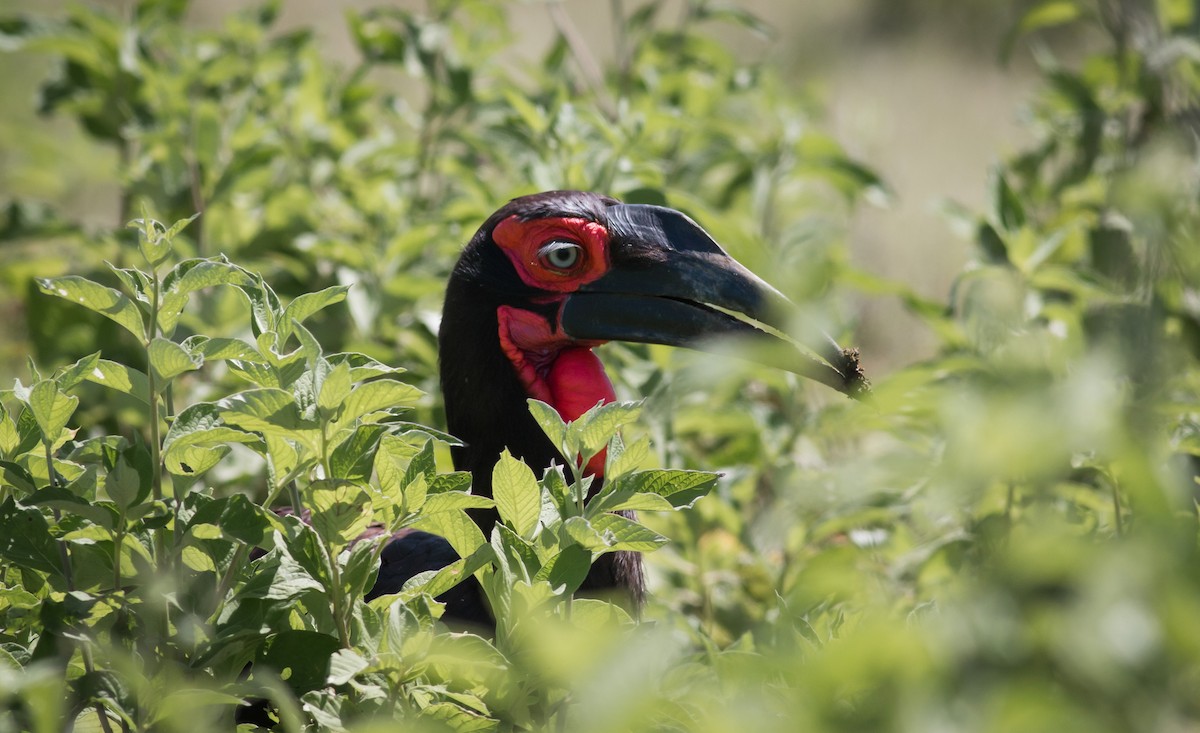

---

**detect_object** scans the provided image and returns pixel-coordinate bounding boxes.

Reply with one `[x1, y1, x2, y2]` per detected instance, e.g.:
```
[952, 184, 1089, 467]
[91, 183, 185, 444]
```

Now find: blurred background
[0, 0, 1055, 377]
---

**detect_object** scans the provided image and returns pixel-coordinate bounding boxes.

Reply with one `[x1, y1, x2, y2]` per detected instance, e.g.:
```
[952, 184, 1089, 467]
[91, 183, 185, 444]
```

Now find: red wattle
[546, 347, 615, 476]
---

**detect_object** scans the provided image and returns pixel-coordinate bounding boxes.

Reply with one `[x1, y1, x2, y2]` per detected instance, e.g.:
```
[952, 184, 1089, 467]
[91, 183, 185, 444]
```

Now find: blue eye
[538, 241, 583, 271]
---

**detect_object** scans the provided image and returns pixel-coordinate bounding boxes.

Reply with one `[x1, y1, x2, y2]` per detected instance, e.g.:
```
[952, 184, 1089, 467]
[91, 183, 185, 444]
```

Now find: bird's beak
[560, 204, 870, 399]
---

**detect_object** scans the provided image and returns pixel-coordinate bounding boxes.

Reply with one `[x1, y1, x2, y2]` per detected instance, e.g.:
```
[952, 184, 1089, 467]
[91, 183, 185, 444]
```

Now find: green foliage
[1, 0, 1200, 731]
[0, 211, 718, 730]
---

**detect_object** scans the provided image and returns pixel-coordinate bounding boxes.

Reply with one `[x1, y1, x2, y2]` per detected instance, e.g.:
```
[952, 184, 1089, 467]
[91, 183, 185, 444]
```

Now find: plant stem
[610, 0, 630, 96]
[45, 440, 114, 732]
[185, 108, 207, 257]
[554, 693, 571, 733]
[574, 460, 587, 518]
[546, 1, 616, 120]
[44, 441, 80, 593]
[207, 543, 249, 626]
[323, 541, 351, 648]
[146, 266, 168, 569]
[147, 278, 162, 504]
[288, 482, 304, 519]
[112, 524, 125, 593]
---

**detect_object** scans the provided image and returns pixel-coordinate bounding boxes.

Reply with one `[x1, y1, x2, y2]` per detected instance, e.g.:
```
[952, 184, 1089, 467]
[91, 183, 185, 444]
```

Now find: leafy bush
[2, 0, 1200, 731]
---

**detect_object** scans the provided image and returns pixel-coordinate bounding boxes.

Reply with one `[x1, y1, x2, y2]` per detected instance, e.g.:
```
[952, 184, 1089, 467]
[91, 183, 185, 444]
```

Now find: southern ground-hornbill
[238, 189, 868, 724]
[241, 191, 866, 724]
[365, 190, 868, 622]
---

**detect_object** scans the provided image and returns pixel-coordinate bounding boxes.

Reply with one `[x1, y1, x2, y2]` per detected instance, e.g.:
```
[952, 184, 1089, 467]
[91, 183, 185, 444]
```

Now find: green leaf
[36, 276, 145, 340]
[317, 360, 353, 416]
[412, 509, 485, 560]
[255, 630, 339, 695]
[104, 449, 149, 510]
[402, 438, 437, 487]
[0, 405, 21, 456]
[264, 434, 301, 482]
[533, 544, 591, 594]
[993, 170, 1026, 231]
[148, 337, 202, 387]
[567, 400, 642, 459]
[329, 424, 386, 482]
[130, 213, 176, 267]
[326, 351, 407, 382]
[568, 598, 634, 628]
[588, 470, 719, 515]
[181, 336, 259, 362]
[219, 389, 318, 444]
[696, 4, 773, 37]
[403, 474, 429, 516]
[491, 449, 540, 538]
[429, 472, 471, 494]
[0, 460, 37, 495]
[284, 285, 349, 327]
[28, 486, 119, 531]
[339, 379, 424, 424]
[527, 399, 566, 452]
[54, 352, 101, 391]
[493, 523, 539, 581]
[606, 434, 651, 480]
[1002, 0, 1084, 62]
[162, 403, 260, 477]
[304, 480, 372, 548]
[590, 512, 669, 552]
[238, 538, 325, 600]
[236, 276, 281, 337]
[394, 542, 495, 605]
[84, 360, 151, 404]
[976, 223, 1009, 264]
[542, 464, 570, 512]
[375, 434, 438, 514]
[188, 494, 277, 546]
[504, 89, 548, 135]
[342, 534, 386, 598]
[562, 516, 609, 551]
[109, 265, 153, 305]
[422, 491, 496, 513]
[157, 257, 251, 335]
[0, 497, 66, 577]
[376, 439, 412, 509]
[226, 359, 285, 389]
[0, 586, 40, 613]
[27, 380, 78, 443]
[327, 649, 369, 686]
[163, 212, 200, 241]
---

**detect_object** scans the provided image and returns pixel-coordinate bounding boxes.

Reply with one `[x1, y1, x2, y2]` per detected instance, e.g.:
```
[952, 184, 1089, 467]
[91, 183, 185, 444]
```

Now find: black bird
[240, 191, 866, 725]
[370, 190, 867, 617]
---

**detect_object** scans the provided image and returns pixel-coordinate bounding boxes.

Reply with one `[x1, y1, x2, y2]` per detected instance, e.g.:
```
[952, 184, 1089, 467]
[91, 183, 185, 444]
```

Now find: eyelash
[538, 241, 583, 271]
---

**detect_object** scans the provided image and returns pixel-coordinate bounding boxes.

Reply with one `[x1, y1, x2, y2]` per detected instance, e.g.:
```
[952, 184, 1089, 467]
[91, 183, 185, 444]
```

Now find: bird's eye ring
[537, 241, 584, 272]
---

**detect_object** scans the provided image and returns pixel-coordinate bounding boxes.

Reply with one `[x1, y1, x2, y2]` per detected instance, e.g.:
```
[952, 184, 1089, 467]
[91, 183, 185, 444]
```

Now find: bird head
[438, 190, 867, 481]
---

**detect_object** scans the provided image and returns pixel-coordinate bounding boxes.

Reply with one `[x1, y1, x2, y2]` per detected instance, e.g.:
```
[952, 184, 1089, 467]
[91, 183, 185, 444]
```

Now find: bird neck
[439, 267, 644, 609]
[438, 276, 566, 498]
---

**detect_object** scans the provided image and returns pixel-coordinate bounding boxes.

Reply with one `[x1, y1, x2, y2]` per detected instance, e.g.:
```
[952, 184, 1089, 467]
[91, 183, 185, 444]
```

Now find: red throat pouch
[545, 347, 615, 476]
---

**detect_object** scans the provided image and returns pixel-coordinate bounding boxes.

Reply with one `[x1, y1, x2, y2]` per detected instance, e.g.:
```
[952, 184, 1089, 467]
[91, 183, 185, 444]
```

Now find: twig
[545, 2, 616, 120]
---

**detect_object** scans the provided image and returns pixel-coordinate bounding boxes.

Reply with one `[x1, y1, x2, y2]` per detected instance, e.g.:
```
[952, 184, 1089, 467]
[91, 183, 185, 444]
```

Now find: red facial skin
[492, 215, 610, 291]
[493, 215, 617, 476]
